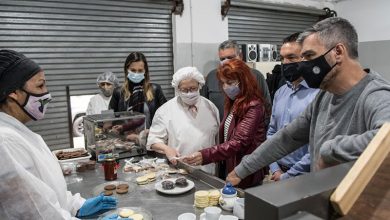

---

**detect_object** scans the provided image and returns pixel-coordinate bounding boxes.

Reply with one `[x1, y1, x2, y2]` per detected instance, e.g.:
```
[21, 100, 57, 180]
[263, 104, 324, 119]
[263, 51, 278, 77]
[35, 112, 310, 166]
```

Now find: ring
[192, 155, 195, 158]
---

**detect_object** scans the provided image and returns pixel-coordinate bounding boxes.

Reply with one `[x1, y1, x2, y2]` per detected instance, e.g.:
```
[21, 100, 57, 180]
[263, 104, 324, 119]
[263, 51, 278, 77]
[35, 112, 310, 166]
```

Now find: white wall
[172, 0, 228, 76]
[335, 0, 390, 42]
[335, 0, 390, 79]
[172, 0, 333, 77]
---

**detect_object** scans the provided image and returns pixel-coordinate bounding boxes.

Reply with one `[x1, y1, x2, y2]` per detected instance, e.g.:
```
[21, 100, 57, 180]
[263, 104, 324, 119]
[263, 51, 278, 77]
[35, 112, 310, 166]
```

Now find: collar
[286, 80, 310, 91]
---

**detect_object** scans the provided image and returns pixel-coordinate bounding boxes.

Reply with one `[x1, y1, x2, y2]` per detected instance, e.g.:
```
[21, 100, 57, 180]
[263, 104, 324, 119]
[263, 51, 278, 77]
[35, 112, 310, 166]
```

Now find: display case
[84, 111, 147, 162]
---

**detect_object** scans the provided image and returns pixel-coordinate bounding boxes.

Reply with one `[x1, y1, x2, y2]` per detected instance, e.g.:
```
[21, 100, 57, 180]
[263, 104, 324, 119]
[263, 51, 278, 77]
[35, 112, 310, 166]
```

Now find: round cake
[103, 190, 113, 196]
[161, 180, 175, 190]
[104, 184, 116, 190]
[175, 177, 188, 187]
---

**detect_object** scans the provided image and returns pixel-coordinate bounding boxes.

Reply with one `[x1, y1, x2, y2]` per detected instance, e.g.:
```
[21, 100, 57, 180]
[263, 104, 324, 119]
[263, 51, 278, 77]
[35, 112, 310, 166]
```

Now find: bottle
[103, 158, 117, 180]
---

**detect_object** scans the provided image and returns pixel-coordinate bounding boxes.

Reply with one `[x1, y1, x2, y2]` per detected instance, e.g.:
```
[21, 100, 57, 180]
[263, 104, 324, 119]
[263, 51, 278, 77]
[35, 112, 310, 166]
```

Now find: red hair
[217, 59, 267, 118]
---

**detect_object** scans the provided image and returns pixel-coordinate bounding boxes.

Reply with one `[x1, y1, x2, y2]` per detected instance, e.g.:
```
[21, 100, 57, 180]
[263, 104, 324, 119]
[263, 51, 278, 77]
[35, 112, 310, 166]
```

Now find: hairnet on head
[0, 50, 41, 102]
[171, 66, 205, 91]
[96, 71, 119, 87]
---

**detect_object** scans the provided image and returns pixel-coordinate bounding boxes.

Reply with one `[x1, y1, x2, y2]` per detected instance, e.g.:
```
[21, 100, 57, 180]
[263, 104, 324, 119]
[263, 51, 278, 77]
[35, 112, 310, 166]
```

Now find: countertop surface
[66, 159, 231, 220]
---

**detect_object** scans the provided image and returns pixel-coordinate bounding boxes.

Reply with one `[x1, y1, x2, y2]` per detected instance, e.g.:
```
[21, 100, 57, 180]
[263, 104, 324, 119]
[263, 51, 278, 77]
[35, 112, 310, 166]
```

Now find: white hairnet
[171, 67, 205, 91]
[97, 71, 119, 87]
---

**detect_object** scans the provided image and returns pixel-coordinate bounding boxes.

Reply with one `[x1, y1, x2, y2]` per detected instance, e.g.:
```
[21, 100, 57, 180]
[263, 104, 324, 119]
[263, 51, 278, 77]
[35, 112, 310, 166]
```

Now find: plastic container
[52, 148, 91, 165]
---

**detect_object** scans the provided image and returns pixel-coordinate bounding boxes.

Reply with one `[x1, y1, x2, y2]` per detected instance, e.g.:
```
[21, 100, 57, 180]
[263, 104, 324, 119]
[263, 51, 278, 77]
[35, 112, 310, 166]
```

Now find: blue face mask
[127, 71, 145, 83]
[223, 84, 240, 100]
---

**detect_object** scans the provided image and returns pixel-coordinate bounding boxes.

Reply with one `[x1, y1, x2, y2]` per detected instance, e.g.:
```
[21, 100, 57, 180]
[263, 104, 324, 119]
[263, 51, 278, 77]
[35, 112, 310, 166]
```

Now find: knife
[176, 160, 245, 197]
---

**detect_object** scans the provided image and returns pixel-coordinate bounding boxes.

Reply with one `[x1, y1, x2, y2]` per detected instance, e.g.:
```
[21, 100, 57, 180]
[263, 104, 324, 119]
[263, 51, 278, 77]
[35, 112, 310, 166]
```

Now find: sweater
[235, 70, 390, 178]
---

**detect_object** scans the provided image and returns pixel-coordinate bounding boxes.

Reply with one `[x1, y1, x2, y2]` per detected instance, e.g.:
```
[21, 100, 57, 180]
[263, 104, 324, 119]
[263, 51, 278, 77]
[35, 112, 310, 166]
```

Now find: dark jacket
[109, 83, 167, 127]
[200, 99, 268, 189]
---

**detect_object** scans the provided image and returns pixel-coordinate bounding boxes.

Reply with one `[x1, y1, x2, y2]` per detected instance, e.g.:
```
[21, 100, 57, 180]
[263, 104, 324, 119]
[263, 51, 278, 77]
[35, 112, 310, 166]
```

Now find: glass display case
[84, 111, 147, 162]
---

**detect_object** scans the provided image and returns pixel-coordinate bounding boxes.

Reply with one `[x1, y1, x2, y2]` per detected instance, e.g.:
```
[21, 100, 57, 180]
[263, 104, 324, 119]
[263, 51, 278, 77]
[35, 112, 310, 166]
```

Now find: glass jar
[103, 158, 117, 180]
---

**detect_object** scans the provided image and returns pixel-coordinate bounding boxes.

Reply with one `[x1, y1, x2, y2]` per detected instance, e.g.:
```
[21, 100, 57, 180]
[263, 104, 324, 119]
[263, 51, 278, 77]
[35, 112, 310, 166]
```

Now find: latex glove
[77, 195, 117, 217]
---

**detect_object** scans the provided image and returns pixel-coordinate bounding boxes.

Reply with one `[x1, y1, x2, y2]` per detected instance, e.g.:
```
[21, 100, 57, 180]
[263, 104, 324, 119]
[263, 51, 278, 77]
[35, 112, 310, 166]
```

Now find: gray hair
[297, 17, 359, 59]
[218, 39, 240, 55]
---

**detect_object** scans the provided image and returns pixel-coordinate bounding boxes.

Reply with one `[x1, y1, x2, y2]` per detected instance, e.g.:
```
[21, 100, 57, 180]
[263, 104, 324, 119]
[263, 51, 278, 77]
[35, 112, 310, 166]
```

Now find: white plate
[155, 178, 194, 195]
[98, 207, 152, 220]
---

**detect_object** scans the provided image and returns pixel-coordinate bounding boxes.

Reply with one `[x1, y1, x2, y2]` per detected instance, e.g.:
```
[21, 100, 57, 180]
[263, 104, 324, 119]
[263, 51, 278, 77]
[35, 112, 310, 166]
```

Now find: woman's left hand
[183, 152, 203, 166]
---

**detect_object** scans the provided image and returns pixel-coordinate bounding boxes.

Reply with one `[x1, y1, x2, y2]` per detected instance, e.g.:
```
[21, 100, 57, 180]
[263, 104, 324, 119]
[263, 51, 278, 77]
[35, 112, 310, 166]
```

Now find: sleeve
[146, 107, 168, 150]
[109, 88, 121, 112]
[200, 102, 265, 164]
[282, 152, 311, 180]
[234, 100, 313, 179]
[66, 191, 85, 216]
[0, 140, 80, 220]
[320, 89, 390, 165]
[269, 162, 281, 174]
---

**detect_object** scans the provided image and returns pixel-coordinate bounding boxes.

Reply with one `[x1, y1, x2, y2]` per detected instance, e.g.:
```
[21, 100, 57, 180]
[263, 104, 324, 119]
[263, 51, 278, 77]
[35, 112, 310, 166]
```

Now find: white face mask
[179, 90, 200, 106]
[21, 90, 52, 120]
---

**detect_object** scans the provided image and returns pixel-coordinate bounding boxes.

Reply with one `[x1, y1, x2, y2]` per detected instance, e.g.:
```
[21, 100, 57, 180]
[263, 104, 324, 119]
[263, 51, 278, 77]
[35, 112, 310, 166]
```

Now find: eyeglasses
[219, 55, 237, 62]
[179, 87, 199, 93]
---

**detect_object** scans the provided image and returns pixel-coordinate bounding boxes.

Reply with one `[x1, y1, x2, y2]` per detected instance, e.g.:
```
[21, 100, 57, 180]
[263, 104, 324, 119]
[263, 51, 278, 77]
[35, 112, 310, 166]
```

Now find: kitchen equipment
[176, 161, 245, 198]
[84, 111, 147, 161]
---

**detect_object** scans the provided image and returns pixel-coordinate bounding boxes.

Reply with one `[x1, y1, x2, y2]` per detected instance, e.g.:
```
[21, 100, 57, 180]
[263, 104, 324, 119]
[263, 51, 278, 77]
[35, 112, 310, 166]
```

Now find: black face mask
[297, 47, 337, 88]
[281, 62, 301, 82]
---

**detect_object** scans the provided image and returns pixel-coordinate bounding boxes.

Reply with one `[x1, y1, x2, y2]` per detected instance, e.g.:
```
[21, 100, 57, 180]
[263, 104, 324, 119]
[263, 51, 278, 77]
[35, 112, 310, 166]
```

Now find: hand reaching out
[182, 152, 203, 166]
[226, 170, 242, 186]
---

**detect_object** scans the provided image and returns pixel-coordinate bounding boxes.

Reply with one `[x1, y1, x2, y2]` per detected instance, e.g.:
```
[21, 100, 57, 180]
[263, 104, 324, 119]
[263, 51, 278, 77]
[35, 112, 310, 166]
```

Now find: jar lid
[222, 182, 237, 195]
[104, 158, 115, 162]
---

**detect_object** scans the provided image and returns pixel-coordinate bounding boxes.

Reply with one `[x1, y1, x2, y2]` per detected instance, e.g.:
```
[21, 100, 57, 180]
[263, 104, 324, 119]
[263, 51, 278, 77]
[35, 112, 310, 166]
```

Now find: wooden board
[330, 123, 390, 216]
[340, 151, 390, 220]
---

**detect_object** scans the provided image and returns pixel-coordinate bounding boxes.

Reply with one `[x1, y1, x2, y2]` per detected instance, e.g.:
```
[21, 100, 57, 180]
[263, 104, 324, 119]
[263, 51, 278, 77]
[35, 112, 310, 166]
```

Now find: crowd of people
[1, 16, 390, 219]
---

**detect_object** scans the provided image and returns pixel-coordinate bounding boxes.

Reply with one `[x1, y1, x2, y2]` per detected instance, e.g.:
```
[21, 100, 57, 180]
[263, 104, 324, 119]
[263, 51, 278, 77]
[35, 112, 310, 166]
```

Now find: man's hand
[270, 170, 283, 181]
[226, 170, 242, 186]
[316, 157, 332, 170]
[183, 152, 203, 166]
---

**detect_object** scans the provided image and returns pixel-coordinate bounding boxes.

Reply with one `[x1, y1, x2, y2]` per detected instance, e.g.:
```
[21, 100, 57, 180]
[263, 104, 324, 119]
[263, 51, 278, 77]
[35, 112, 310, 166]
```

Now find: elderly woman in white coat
[146, 67, 220, 174]
[0, 50, 117, 219]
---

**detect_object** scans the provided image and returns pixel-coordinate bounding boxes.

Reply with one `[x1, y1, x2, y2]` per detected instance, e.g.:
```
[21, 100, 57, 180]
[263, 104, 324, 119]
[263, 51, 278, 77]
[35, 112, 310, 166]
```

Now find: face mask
[100, 87, 113, 97]
[281, 62, 301, 82]
[127, 71, 145, 83]
[21, 90, 52, 120]
[179, 90, 200, 106]
[297, 47, 337, 88]
[223, 84, 240, 100]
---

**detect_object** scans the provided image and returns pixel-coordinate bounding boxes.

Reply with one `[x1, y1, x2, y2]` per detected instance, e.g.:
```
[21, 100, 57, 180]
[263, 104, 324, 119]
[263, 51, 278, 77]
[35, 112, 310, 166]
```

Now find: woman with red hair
[184, 59, 269, 189]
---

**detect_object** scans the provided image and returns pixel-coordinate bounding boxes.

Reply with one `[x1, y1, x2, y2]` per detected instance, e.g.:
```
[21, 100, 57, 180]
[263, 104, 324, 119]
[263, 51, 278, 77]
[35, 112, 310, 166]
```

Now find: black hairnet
[0, 50, 41, 101]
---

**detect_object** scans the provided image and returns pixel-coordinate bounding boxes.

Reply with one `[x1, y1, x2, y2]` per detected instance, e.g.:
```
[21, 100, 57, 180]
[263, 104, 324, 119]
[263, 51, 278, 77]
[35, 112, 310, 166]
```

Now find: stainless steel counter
[66, 159, 230, 220]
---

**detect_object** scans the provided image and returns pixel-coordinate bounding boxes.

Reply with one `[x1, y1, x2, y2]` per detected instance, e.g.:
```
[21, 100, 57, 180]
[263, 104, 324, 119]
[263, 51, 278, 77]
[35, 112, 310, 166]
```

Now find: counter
[66, 159, 231, 220]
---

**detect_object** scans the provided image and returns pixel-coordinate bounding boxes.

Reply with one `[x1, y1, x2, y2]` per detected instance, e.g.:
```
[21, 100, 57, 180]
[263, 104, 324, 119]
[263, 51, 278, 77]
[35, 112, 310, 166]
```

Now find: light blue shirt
[268, 80, 319, 180]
